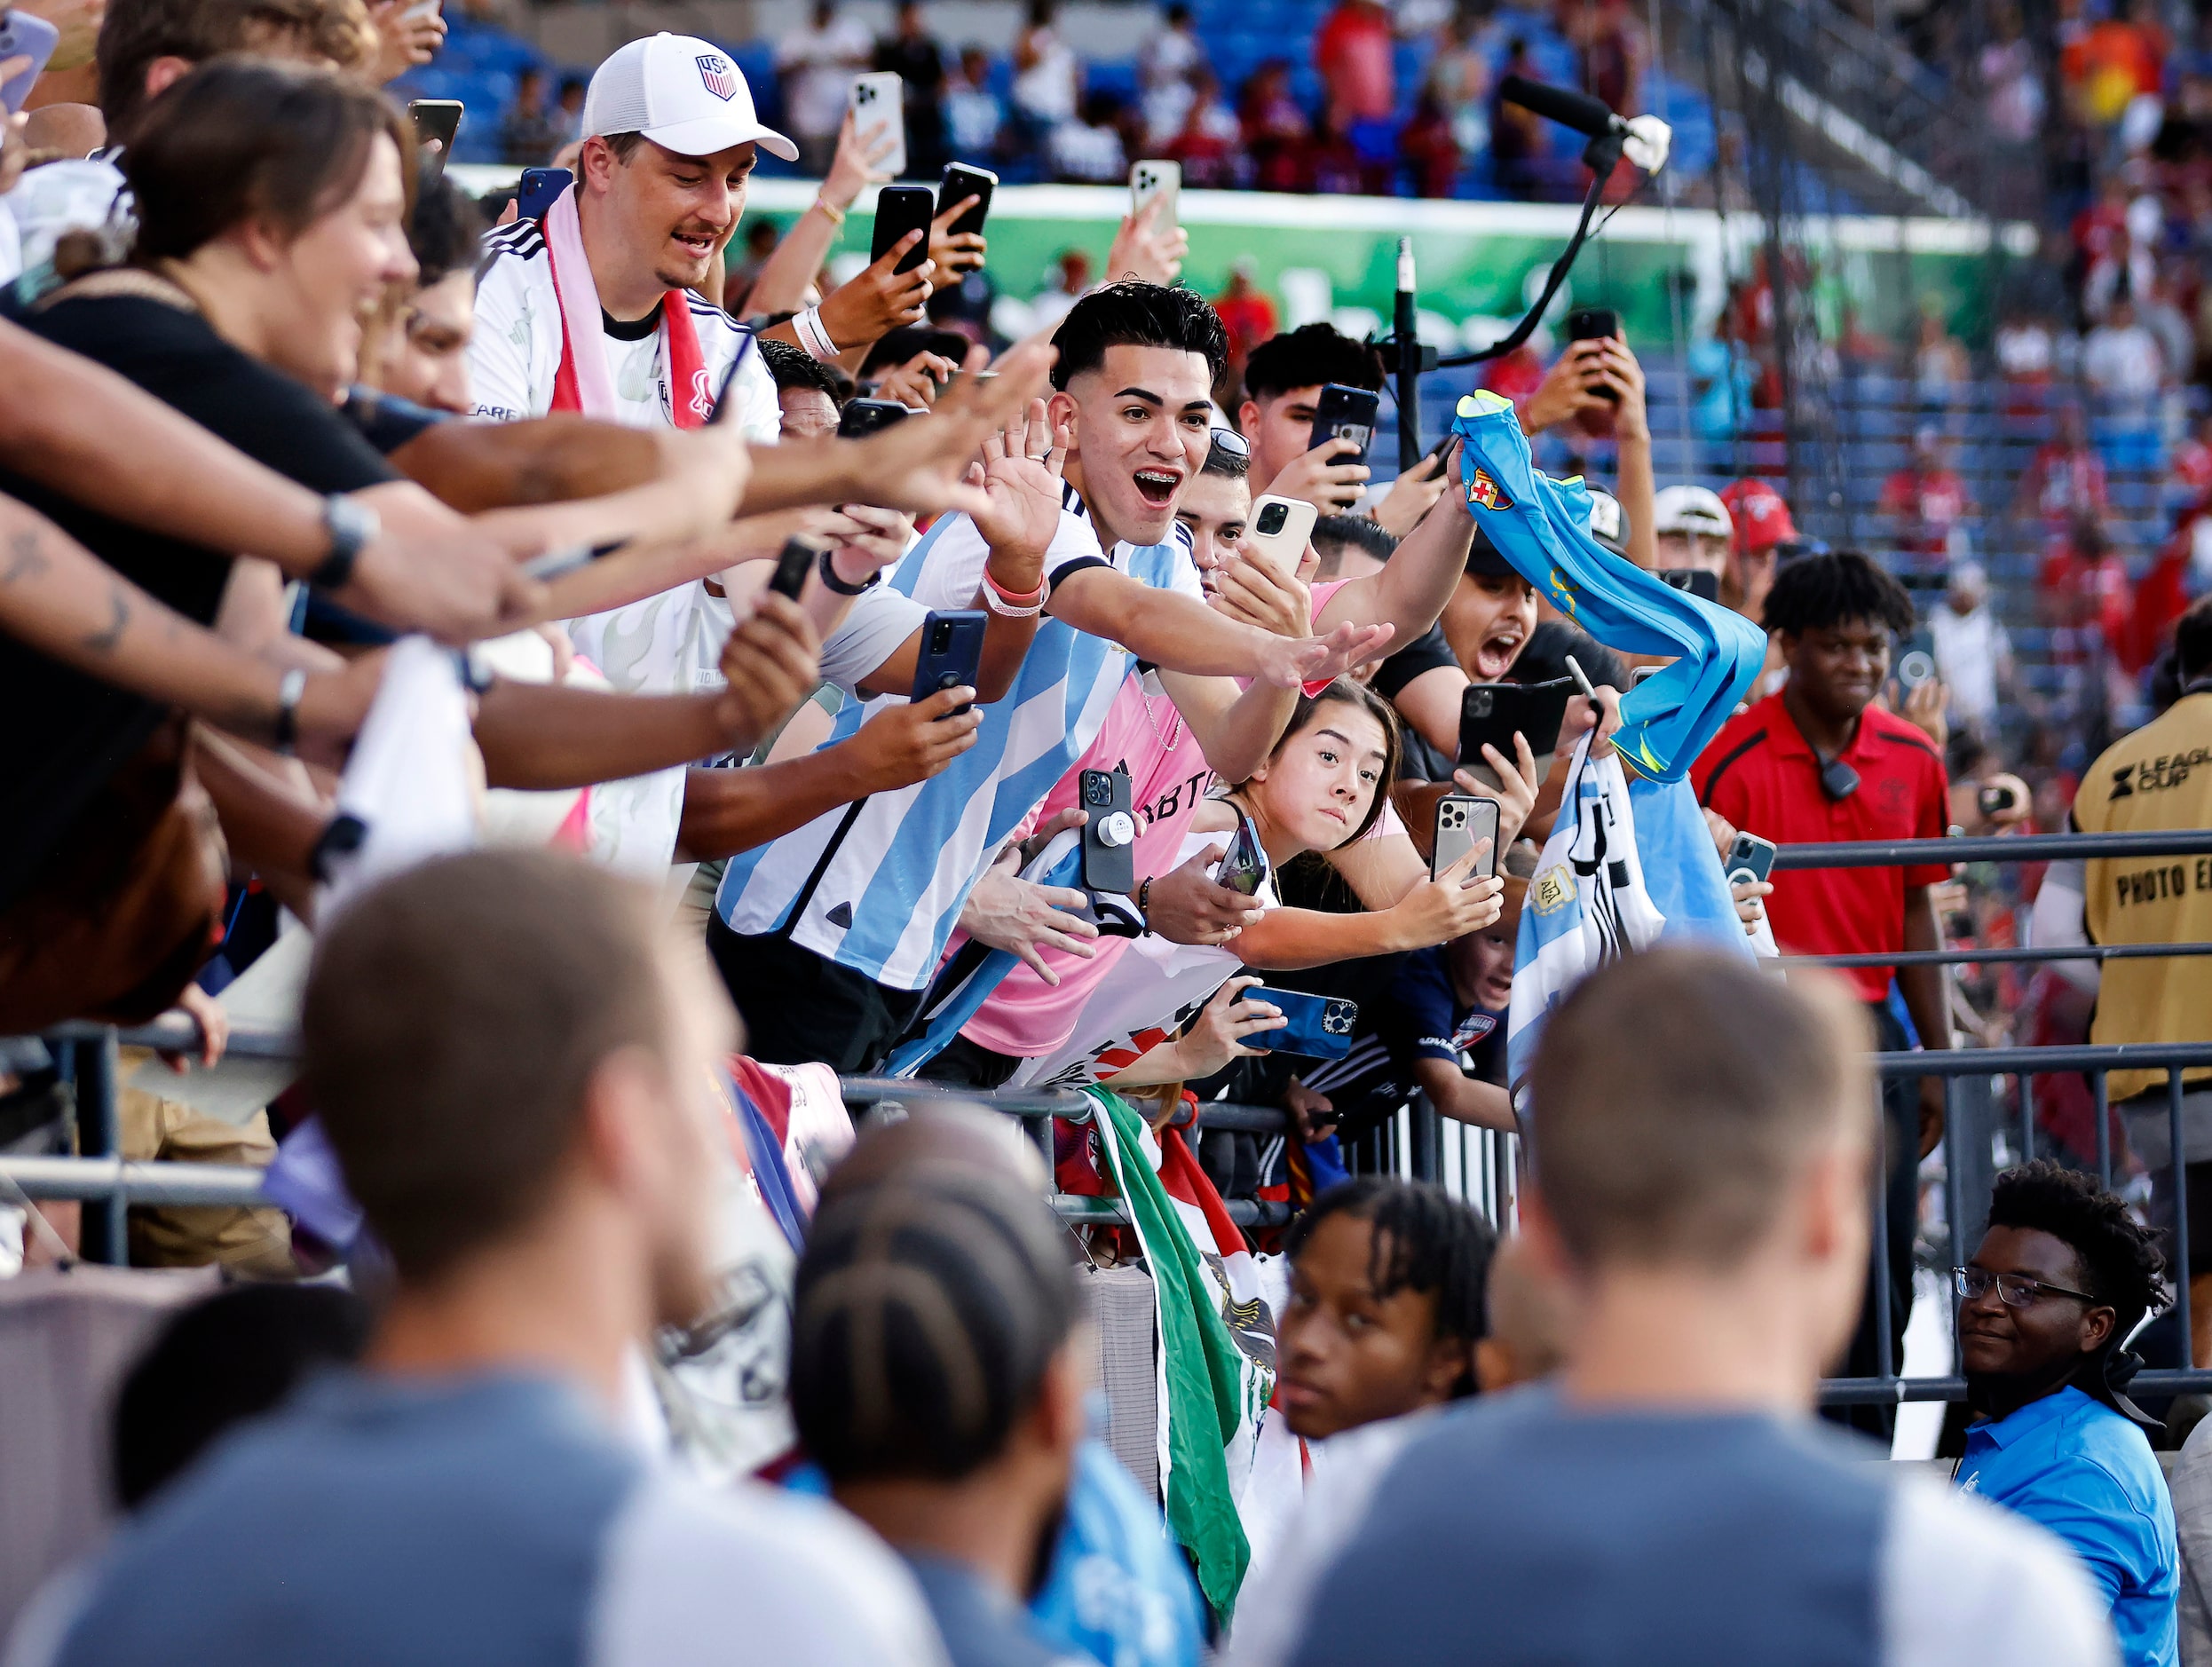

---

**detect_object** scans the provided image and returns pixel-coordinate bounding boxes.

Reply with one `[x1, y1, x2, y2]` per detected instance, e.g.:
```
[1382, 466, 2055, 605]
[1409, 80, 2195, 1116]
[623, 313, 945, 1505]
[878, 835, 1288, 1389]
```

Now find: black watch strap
[310, 495, 377, 590]
[818, 546, 880, 596]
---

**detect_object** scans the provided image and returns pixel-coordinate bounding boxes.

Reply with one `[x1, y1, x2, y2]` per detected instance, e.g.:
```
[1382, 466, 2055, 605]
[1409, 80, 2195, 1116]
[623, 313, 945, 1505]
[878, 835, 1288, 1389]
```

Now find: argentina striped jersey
[712, 488, 1203, 990]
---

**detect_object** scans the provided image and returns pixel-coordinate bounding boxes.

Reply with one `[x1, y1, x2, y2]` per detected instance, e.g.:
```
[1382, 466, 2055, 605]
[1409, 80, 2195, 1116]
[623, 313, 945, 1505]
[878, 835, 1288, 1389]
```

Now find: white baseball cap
[1651, 484, 1734, 539]
[584, 34, 798, 161]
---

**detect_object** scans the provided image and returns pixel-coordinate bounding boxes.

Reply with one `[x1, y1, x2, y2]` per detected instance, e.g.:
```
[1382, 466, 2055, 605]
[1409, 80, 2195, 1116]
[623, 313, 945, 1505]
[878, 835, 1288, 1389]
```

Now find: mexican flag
[1084, 1088, 1278, 1622]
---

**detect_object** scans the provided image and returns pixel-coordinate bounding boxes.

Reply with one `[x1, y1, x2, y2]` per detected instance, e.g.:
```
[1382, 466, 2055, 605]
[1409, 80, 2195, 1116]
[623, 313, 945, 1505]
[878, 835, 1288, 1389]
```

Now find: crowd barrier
[4, 827, 2209, 1415]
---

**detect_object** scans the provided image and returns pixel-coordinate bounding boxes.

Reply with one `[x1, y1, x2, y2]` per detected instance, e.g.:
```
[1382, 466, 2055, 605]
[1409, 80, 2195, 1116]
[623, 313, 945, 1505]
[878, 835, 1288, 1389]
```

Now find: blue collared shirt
[1958, 1385, 2178, 1667]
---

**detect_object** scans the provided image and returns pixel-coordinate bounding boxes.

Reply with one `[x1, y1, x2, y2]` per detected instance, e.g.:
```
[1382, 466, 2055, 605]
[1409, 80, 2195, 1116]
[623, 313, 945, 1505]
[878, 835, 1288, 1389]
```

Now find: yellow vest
[2074, 691, 2212, 1102]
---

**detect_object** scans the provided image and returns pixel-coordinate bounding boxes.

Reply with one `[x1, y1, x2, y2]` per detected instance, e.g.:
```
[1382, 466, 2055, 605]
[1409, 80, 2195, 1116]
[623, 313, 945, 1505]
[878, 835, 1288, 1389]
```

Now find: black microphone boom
[1498, 74, 1623, 138]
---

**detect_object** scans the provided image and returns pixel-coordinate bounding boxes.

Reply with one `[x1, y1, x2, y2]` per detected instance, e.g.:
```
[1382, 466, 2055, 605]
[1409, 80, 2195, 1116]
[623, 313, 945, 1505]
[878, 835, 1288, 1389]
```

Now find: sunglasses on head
[1207, 426, 1249, 458]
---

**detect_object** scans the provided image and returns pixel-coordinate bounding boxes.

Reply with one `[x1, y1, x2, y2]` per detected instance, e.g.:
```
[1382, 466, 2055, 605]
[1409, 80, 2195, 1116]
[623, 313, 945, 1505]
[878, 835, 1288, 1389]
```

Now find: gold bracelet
[813, 196, 847, 227]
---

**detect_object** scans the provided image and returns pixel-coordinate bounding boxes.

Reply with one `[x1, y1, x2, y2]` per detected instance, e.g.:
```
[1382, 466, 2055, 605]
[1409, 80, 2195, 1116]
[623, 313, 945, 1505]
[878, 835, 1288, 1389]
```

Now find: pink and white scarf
[541, 185, 710, 427]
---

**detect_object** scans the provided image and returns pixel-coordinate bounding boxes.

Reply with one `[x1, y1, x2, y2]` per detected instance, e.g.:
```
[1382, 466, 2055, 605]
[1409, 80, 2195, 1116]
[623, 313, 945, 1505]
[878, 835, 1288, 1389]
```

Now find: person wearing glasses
[1955, 1160, 2178, 1667]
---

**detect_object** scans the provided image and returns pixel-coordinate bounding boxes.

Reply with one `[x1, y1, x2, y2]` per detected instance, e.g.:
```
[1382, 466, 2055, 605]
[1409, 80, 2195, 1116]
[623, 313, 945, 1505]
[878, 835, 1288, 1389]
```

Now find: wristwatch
[309, 494, 378, 590]
[818, 545, 880, 596]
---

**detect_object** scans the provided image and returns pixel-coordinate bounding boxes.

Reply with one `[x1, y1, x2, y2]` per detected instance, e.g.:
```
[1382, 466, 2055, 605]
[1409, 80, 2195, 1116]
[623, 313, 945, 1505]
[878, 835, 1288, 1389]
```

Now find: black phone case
[769, 537, 817, 601]
[1458, 678, 1575, 768]
[1309, 384, 1380, 462]
[937, 166, 995, 237]
[1565, 308, 1618, 340]
[1079, 769, 1136, 896]
[839, 398, 911, 438]
[872, 186, 936, 272]
[910, 610, 986, 714]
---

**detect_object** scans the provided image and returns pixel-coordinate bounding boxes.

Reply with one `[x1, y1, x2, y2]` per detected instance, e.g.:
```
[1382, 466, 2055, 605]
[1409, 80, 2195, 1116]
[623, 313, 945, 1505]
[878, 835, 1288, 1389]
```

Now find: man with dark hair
[1237, 322, 1447, 533]
[1276, 1178, 1495, 1441]
[710, 280, 1386, 1071]
[2065, 596, 2212, 1337]
[12, 850, 942, 1664]
[1174, 425, 1255, 582]
[1956, 1162, 2178, 1667]
[1694, 549, 1953, 1437]
[794, 1163, 1086, 1667]
[758, 336, 848, 440]
[1231, 947, 2117, 1667]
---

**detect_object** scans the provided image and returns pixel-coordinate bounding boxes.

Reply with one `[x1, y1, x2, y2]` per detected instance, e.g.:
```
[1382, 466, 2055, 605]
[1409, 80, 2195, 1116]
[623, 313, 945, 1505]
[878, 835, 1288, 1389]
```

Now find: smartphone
[1244, 494, 1319, 575]
[0, 9, 59, 115]
[849, 71, 907, 179]
[1979, 783, 2019, 818]
[1896, 647, 1938, 689]
[1247, 988, 1357, 1059]
[769, 535, 821, 602]
[1130, 158, 1181, 226]
[407, 99, 463, 176]
[1078, 768, 1136, 896]
[1565, 308, 1619, 342]
[910, 608, 986, 715]
[871, 183, 936, 273]
[838, 397, 912, 438]
[707, 334, 756, 425]
[1431, 794, 1501, 882]
[1214, 815, 1267, 897]
[515, 166, 572, 220]
[1309, 383, 1380, 464]
[1724, 831, 1778, 887]
[1458, 678, 1574, 791]
[937, 162, 998, 237]
[1657, 567, 1720, 604]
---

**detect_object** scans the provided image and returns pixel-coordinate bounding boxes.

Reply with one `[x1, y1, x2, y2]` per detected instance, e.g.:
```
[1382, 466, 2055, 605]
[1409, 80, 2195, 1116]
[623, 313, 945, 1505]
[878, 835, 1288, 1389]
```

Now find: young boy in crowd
[1275, 1178, 1497, 1442]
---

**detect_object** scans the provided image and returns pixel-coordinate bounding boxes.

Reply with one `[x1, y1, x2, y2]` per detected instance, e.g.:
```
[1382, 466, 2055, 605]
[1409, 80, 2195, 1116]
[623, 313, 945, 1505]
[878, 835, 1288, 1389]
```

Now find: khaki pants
[115, 1047, 292, 1278]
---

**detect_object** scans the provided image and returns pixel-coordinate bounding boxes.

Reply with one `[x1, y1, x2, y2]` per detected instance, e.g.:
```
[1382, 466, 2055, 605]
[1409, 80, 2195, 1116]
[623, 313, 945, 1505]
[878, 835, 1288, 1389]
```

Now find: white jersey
[470, 217, 780, 445]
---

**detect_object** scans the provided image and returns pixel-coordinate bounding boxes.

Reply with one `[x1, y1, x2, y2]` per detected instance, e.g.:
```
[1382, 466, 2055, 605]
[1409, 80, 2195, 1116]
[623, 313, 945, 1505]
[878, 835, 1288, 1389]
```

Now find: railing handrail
[1773, 829, 2212, 868]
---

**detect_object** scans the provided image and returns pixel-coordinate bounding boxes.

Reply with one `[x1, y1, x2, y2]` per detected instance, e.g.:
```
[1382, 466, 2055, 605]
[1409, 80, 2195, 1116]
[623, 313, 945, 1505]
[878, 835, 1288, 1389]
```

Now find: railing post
[1871, 1078, 1895, 1389]
[75, 1028, 124, 1265]
[1410, 1094, 1440, 1183]
[2172, 1068, 2194, 1371]
[1947, 1070, 1995, 1268]
[2095, 1070, 2112, 1190]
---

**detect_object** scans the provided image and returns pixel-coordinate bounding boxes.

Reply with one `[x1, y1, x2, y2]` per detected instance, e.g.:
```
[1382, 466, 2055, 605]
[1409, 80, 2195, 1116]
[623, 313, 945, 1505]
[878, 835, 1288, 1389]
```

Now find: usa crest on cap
[696, 53, 736, 99]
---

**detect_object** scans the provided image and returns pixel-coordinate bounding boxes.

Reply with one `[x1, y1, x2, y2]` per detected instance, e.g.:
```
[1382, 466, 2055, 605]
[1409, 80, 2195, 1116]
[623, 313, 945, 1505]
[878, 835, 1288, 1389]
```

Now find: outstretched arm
[1050, 564, 1387, 689]
[1312, 439, 1474, 644]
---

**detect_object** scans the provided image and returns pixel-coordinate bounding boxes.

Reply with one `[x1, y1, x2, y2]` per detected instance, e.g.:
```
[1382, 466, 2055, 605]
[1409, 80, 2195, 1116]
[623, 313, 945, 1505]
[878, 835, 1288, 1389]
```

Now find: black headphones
[1819, 757, 1860, 802]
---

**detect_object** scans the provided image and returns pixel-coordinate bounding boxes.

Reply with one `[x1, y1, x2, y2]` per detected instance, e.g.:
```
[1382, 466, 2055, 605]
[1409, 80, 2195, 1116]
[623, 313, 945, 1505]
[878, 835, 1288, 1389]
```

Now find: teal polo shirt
[1957, 1385, 2178, 1667]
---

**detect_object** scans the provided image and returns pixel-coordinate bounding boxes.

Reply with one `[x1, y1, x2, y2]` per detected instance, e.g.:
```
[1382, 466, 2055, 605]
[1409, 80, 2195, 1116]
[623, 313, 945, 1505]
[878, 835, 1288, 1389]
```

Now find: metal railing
[6, 827, 2208, 1418]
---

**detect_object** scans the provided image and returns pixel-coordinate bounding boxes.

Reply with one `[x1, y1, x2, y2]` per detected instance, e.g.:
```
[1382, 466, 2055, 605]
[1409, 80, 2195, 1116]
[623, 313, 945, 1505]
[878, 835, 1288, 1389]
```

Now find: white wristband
[984, 583, 1045, 619]
[794, 305, 841, 362]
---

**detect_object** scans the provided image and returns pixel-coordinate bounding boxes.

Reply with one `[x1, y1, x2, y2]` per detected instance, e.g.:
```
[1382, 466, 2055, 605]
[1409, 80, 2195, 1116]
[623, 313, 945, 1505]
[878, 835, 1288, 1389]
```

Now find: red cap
[1719, 478, 1796, 554]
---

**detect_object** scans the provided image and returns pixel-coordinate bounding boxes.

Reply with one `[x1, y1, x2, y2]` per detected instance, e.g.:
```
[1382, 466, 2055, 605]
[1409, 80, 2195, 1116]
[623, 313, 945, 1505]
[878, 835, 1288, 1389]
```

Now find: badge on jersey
[1466, 466, 1513, 510]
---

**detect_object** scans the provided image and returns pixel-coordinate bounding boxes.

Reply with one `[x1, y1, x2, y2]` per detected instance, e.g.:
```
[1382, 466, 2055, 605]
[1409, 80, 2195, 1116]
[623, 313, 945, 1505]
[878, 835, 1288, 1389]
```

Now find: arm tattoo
[3, 528, 51, 587]
[81, 583, 129, 655]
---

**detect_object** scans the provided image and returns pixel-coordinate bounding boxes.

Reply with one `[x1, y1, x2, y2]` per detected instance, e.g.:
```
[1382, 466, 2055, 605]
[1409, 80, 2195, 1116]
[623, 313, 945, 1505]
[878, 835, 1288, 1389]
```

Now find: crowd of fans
[1, 3, 2211, 1664]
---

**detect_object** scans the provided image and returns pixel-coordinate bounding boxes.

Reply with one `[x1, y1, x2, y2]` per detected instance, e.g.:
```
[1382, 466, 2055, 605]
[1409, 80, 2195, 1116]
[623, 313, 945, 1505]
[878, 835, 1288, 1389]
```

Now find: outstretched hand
[967, 399, 1069, 580]
[1261, 619, 1396, 688]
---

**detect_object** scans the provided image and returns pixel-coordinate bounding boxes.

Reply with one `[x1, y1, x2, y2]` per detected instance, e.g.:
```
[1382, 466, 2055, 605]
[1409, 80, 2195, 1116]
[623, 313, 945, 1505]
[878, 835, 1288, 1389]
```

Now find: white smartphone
[849, 71, 907, 179]
[1130, 158, 1181, 226]
[1244, 494, 1319, 575]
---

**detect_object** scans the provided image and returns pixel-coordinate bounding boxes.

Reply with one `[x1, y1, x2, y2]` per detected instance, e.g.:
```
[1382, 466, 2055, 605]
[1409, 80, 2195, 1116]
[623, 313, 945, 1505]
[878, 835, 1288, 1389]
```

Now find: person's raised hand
[872, 350, 961, 410]
[342, 511, 544, 644]
[1386, 845, 1505, 946]
[1563, 683, 1624, 760]
[1143, 842, 1267, 945]
[968, 399, 1066, 587]
[1453, 729, 1539, 847]
[818, 234, 936, 351]
[1173, 976, 1286, 1077]
[957, 859, 1100, 982]
[847, 683, 984, 792]
[827, 502, 916, 579]
[1212, 544, 1314, 640]
[1592, 336, 1649, 442]
[841, 340, 1057, 519]
[366, 0, 446, 83]
[160, 984, 231, 1074]
[715, 589, 821, 749]
[1258, 618, 1396, 689]
[1104, 193, 1188, 285]
[1899, 675, 1948, 750]
[822, 108, 895, 213]
[1284, 1075, 1338, 1140]
[1521, 339, 1615, 435]
[928, 194, 989, 280]
[1264, 435, 1369, 514]
[1373, 452, 1450, 537]
[1702, 804, 1740, 857]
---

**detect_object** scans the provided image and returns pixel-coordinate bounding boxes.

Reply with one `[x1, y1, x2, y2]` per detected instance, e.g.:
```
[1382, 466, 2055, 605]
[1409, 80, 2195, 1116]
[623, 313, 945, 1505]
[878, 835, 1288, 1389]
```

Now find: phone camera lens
[1257, 502, 1287, 536]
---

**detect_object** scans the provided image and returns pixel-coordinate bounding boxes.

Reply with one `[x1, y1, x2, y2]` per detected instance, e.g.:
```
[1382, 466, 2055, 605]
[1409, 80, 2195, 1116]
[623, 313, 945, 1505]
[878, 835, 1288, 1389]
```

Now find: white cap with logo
[584, 33, 798, 161]
[1651, 484, 1734, 539]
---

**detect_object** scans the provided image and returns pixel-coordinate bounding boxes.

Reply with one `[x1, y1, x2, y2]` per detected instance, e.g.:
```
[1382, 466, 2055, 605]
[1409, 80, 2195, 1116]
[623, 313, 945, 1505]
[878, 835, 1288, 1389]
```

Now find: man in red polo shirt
[1694, 549, 1953, 1438]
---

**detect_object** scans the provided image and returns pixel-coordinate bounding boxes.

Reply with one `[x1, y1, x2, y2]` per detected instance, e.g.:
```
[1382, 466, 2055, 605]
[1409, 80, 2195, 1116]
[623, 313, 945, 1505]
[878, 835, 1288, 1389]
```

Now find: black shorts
[704, 917, 923, 1076]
